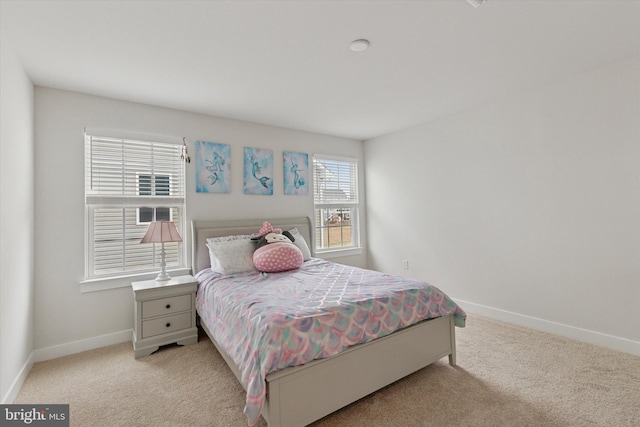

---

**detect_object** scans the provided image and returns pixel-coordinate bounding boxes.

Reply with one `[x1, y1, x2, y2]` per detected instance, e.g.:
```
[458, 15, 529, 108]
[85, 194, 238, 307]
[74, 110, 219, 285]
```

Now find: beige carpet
[15, 315, 640, 426]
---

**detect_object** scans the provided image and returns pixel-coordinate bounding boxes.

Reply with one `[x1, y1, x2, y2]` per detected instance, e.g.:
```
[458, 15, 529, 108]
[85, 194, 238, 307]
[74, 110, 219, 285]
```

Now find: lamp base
[155, 242, 171, 281]
[155, 271, 171, 281]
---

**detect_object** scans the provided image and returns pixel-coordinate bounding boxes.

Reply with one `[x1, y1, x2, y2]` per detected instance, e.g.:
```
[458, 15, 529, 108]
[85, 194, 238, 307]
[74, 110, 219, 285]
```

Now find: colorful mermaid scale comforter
[195, 257, 466, 426]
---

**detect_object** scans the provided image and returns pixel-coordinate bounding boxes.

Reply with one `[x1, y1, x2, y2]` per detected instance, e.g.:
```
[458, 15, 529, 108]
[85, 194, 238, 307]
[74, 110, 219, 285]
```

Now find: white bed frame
[192, 217, 457, 427]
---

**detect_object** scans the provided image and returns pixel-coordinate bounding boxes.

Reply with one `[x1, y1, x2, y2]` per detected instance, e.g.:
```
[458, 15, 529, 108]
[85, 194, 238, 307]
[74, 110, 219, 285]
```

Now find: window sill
[315, 247, 363, 259]
[79, 268, 191, 293]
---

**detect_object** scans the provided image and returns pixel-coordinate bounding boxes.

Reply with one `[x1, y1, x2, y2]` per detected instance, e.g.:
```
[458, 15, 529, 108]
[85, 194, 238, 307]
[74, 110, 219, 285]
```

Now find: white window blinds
[84, 133, 186, 279]
[313, 155, 359, 207]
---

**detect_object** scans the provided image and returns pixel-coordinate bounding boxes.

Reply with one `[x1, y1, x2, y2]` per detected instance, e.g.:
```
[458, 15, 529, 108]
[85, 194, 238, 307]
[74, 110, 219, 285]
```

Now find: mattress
[195, 258, 466, 425]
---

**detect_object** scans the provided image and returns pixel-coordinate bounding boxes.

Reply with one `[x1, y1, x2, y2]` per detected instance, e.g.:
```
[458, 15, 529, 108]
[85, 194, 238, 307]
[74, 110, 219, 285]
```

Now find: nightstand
[132, 275, 198, 359]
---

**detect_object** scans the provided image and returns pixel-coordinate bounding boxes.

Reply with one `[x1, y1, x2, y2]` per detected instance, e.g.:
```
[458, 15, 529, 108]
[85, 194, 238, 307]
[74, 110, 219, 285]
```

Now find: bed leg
[448, 315, 457, 367]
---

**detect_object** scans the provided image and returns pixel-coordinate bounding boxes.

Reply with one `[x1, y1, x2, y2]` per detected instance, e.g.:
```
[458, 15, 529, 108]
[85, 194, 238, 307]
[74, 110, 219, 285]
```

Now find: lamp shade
[140, 221, 182, 244]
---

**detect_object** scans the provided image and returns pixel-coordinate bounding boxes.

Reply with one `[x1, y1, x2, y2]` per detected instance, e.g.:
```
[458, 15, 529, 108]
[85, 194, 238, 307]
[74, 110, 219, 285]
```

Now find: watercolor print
[243, 147, 273, 195]
[283, 151, 309, 195]
[195, 140, 231, 193]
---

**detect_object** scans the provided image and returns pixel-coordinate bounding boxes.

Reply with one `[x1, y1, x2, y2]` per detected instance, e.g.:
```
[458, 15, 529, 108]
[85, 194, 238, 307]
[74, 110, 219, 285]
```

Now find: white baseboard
[3, 330, 132, 403]
[457, 299, 640, 356]
[33, 329, 132, 363]
[1, 353, 34, 404]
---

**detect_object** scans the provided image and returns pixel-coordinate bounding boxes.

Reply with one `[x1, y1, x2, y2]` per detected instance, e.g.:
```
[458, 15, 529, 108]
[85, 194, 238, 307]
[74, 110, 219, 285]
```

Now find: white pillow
[288, 228, 312, 261]
[206, 238, 257, 275]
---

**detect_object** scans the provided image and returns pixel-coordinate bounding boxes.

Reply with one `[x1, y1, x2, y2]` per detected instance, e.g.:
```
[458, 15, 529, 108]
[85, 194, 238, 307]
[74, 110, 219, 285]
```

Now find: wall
[365, 58, 640, 355]
[0, 31, 35, 402]
[33, 87, 365, 355]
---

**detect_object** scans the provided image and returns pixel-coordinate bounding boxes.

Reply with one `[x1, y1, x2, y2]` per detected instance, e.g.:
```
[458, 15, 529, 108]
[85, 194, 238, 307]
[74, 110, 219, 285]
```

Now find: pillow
[206, 238, 257, 275]
[288, 228, 312, 260]
[253, 242, 304, 273]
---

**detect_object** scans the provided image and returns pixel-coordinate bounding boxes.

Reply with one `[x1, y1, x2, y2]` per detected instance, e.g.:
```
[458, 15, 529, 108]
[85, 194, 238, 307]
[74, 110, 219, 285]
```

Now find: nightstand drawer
[142, 294, 191, 319]
[142, 312, 192, 338]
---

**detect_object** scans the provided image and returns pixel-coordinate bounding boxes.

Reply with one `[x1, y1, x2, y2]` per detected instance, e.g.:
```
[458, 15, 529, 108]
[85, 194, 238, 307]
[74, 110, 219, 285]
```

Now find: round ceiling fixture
[466, 0, 487, 7]
[350, 39, 370, 52]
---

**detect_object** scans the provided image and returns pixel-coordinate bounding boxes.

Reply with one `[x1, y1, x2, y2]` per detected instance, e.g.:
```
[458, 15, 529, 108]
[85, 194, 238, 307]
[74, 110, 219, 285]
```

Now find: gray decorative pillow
[288, 228, 312, 261]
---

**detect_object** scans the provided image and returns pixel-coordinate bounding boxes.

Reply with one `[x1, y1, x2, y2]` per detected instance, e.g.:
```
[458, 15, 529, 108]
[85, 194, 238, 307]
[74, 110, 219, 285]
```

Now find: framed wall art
[283, 151, 309, 195]
[195, 140, 231, 193]
[243, 147, 273, 195]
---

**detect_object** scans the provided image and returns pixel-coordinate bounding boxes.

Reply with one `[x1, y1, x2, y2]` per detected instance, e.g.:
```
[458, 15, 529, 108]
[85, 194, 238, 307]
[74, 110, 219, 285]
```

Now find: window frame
[312, 154, 361, 255]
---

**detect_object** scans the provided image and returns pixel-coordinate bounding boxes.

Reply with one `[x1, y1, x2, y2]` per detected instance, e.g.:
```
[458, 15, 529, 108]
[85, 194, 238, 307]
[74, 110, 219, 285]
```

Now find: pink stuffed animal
[252, 221, 303, 273]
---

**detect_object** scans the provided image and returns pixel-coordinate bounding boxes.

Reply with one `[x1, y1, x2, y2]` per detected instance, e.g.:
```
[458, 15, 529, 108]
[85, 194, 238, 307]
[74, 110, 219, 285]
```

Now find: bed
[191, 217, 465, 427]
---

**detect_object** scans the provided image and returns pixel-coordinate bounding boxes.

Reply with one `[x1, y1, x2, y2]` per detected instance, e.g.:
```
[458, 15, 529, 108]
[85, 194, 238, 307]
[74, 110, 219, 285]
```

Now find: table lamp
[140, 221, 182, 281]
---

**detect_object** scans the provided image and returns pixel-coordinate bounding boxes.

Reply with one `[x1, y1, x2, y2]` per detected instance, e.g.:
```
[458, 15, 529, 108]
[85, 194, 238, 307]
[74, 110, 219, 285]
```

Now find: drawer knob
[165, 322, 171, 328]
[165, 304, 171, 309]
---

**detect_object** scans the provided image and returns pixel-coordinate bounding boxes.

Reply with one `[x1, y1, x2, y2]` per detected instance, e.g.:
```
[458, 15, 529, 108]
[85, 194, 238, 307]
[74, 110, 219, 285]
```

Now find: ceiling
[1, 0, 638, 140]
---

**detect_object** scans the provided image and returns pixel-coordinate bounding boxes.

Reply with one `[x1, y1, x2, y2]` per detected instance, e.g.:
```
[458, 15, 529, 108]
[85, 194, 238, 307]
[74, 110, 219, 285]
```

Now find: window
[84, 132, 186, 280]
[313, 155, 360, 252]
[137, 174, 171, 224]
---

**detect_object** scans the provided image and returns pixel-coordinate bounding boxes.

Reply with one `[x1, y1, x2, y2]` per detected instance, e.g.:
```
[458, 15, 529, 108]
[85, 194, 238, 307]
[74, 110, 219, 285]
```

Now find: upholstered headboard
[191, 217, 313, 275]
